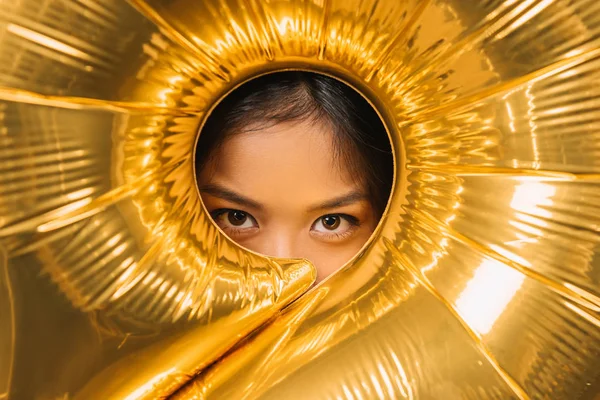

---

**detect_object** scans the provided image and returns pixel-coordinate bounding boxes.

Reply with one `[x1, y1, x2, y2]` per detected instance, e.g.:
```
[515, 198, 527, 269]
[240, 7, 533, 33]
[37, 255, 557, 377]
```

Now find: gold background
[0, 0, 599, 399]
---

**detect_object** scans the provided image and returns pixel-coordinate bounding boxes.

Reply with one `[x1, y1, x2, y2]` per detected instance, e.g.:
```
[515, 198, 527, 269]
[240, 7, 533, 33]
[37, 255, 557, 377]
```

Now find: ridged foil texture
[0, 0, 599, 399]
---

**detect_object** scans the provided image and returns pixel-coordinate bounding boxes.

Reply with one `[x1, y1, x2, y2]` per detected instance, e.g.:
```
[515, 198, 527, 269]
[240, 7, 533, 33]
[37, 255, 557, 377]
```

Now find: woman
[195, 71, 393, 282]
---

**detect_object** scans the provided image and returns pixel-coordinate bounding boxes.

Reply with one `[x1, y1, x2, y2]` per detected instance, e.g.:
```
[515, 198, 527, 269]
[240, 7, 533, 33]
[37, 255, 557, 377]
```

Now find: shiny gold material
[1, 0, 600, 399]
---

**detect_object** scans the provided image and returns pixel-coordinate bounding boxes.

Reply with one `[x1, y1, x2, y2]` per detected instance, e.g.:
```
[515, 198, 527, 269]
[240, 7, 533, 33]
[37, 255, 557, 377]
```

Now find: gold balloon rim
[111, 11, 424, 323]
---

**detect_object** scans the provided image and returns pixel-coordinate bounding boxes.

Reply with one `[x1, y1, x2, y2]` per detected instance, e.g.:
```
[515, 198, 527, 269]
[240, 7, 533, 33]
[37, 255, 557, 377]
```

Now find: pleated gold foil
[1, 0, 599, 399]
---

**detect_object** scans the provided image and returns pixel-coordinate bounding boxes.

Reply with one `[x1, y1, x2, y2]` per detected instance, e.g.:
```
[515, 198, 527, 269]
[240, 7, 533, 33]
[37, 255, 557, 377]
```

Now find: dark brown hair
[195, 71, 393, 215]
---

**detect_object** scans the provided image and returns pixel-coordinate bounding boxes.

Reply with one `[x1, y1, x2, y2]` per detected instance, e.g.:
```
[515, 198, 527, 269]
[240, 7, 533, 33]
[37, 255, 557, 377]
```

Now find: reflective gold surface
[1, 0, 600, 399]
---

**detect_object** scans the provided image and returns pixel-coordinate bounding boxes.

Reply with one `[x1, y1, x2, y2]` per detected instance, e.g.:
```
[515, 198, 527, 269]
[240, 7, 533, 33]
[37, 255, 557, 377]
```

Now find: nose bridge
[261, 229, 297, 259]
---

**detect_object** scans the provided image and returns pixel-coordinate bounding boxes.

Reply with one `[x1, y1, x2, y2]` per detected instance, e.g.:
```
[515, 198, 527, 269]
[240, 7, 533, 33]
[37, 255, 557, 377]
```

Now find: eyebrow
[199, 183, 263, 211]
[308, 190, 368, 212]
[200, 183, 367, 213]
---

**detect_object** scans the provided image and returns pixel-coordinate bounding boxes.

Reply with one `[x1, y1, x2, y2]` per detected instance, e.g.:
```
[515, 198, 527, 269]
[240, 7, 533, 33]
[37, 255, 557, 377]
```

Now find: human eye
[210, 208, 259, 236]
[310, 214, 360, 242]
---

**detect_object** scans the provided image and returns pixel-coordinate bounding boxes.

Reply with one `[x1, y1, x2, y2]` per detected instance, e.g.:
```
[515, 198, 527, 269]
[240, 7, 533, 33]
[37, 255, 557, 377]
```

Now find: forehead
[200, 119, 361, 208]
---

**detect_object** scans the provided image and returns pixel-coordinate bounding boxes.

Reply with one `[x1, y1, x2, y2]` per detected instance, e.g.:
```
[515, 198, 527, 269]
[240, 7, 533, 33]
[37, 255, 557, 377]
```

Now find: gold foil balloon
[1, 0, 600, 399]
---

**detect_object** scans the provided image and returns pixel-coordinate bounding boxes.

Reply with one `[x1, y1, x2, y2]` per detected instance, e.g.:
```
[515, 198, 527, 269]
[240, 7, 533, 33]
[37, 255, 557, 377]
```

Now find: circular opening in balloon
[194, 71, 395, 283]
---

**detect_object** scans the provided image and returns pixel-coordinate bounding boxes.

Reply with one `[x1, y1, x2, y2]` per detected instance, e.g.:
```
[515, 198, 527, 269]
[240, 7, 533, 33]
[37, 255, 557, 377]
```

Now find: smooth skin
[197, 119, 378, 283]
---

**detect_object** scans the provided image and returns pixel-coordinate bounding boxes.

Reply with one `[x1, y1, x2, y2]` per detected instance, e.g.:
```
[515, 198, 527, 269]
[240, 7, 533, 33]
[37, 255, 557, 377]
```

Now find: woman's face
[197, 119, 378, 282]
